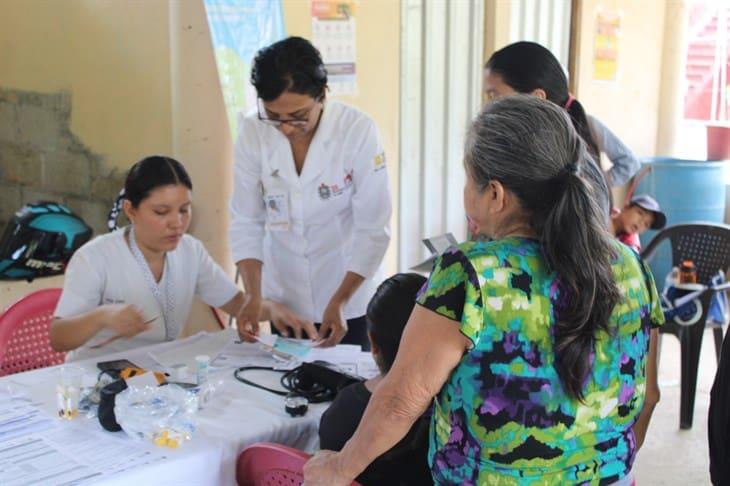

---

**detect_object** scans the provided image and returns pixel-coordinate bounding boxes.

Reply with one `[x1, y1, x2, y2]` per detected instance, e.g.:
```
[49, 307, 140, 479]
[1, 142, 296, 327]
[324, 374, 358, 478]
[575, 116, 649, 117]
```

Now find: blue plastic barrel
[635, 157, 727, 283]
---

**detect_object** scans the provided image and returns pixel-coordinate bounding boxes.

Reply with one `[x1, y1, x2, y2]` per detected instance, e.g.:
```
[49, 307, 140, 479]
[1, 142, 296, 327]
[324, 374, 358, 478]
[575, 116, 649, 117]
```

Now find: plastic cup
[56, 366, 83, 420]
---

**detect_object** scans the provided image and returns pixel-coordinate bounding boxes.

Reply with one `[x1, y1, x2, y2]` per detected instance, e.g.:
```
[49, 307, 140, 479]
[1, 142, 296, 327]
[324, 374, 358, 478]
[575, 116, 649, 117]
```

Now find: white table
[0, 331, 375, 485]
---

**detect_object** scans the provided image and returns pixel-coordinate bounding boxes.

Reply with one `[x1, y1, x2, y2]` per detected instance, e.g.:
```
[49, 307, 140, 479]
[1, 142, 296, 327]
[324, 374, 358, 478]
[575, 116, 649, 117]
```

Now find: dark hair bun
[251, 36, 328, 101]
[124, 156, 192, 207]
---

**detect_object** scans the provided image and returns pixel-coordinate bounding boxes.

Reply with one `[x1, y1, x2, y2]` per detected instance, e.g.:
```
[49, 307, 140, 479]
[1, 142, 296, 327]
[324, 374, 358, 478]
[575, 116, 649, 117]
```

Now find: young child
[611, 194, 667, 252]
[318, 273, 433, 486]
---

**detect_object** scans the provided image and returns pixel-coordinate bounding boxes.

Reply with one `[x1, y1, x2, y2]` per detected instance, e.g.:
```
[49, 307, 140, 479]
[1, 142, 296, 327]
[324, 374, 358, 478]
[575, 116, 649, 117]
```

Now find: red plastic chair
[236, 442, 361, 486]
[0, 288, 65, 376]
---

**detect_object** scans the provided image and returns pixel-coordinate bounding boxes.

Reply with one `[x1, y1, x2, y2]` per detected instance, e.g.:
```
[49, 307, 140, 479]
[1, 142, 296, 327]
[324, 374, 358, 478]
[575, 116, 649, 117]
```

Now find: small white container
[195, 355, 210, 386]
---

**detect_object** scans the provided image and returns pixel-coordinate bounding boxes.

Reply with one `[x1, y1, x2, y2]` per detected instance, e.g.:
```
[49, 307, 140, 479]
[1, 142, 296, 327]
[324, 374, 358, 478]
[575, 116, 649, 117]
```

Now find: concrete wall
[0, 0, 176, 313]
[0, 0, 173, 171]
[0, 0, 173, 235]
[0, 88, 125, 234]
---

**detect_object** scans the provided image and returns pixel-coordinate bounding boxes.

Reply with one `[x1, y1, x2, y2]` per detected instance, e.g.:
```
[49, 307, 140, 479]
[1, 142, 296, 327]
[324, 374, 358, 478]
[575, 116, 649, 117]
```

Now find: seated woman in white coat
[50, 156, 248, 361]
[230, 37, 392, 348]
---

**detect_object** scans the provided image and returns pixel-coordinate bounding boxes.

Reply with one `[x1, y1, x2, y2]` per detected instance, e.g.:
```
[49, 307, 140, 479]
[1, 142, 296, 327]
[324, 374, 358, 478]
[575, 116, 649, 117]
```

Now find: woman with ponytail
[304, 96, 662, 486]
[483, 41, 642, 212]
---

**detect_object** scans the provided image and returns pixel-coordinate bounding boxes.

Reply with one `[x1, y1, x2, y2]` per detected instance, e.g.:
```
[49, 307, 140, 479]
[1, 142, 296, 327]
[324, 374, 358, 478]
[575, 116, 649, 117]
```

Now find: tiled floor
[633, 330, 720, 485]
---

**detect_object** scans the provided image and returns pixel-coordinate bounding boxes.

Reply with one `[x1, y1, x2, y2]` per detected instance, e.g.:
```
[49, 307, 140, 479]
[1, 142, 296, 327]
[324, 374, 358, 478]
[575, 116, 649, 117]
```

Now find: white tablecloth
[0, 331, 373, 485]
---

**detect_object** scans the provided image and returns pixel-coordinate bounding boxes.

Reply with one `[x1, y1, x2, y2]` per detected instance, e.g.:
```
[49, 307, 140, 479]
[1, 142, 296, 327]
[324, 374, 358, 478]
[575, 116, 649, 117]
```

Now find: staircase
[684, 5, 730, 122]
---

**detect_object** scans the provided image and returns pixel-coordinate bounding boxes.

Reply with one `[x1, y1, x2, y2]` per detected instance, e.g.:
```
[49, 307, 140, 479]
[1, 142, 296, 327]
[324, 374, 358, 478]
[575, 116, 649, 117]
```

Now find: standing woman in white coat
[230, 37, 391, 348]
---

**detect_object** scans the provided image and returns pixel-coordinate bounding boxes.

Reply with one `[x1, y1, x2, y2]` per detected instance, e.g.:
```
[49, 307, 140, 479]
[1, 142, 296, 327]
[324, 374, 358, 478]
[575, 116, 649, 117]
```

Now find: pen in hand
[89, 316, 158, 349]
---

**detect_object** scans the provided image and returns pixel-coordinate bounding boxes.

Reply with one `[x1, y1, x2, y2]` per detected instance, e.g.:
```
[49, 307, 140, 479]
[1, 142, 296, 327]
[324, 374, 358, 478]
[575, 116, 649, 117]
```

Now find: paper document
[212, 341, 277, 370]
[256, 335, 363, 363]
[0, 397, 56, 442]
[212, 339, 296, 371]
[214, 334, 377, 377]
[355, 355, 379, 379]
[0, 425, 169, 486]
[0, 435, 102, 486]
[150, 330, 234, 370]
[47, 425, 168, 477]
[305, 344, 361, 363]
[255, 334, 313, 360]
[273, 338, 312, 359]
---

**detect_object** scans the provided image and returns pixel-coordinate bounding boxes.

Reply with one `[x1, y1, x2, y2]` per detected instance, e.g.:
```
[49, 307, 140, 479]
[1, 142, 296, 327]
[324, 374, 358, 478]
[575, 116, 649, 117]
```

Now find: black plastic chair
[641, 222, 730, 429]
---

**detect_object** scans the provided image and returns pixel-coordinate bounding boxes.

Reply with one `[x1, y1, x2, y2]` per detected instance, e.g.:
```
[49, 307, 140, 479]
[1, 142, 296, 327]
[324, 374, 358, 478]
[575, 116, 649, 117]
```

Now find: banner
[593, 10, 621, 81]
[203, 0, 286, 136]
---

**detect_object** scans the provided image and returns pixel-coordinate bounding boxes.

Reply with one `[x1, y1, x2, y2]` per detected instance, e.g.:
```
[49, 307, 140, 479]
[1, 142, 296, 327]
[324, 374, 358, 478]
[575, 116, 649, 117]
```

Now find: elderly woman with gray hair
[304, 95, 663, 485]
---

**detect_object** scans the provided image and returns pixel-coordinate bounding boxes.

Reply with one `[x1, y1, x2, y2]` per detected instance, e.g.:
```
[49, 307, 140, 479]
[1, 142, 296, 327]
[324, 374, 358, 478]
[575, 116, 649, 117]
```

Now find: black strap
[233, 366, 288, 396]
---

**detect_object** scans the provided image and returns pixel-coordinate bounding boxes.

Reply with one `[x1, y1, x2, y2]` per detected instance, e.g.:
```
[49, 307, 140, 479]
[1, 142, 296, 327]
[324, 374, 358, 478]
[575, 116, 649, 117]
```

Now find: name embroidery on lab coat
[318, 170, 354, 200]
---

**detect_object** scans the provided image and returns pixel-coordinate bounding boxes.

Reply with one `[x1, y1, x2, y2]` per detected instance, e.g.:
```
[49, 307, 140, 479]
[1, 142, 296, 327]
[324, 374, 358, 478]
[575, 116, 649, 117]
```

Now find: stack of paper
[149, 330, 234, 371]
[209, 333, 379, 378]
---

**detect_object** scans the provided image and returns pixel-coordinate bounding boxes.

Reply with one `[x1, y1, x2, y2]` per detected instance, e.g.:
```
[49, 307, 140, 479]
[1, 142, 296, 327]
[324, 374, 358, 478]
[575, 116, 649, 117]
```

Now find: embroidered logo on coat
[374, 152, 386, 172]
[318, 170, 355, 200]
[318, 183, 332, 200]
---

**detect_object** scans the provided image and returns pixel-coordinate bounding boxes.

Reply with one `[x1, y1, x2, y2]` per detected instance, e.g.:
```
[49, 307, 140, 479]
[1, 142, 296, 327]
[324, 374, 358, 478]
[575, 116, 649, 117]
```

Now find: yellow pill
[166, 439, 179, 449]
[153, 436, 167, 447]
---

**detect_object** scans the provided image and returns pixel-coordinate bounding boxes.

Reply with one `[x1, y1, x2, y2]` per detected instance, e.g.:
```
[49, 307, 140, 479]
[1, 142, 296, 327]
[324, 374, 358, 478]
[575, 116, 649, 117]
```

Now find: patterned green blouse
[416, 237, 664, 485]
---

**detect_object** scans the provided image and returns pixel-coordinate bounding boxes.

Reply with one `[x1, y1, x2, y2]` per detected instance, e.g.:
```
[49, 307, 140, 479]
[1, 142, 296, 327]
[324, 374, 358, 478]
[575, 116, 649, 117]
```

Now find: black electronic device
[298, 360, 362, 393]
[97, 359, 140, 380]
[284, 394, 309, 417]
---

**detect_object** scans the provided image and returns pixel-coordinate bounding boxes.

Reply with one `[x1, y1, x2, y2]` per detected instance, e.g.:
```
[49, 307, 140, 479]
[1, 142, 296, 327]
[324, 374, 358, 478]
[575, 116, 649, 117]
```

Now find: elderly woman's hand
[303, 450, 354, 486]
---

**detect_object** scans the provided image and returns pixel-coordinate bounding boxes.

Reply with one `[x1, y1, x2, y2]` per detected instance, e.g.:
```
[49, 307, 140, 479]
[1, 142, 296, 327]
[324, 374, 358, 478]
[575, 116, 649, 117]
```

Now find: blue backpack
[0, 201, 92, 281]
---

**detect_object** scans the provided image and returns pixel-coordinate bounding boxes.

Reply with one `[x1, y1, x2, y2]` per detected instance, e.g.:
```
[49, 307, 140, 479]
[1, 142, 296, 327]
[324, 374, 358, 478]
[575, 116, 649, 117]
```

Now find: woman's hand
[268, 301, 318, 340]
[236, 294, 262, 342]
[102, 304, 151, 338]
[303, 450, 354, 486]
[318, 298, 348, 347]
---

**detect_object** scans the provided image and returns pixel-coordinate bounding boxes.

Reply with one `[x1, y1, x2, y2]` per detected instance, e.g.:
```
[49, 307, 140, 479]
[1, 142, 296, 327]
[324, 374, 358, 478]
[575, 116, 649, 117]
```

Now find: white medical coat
[55, 229, 239, 361]
[229, 101, 391, 322]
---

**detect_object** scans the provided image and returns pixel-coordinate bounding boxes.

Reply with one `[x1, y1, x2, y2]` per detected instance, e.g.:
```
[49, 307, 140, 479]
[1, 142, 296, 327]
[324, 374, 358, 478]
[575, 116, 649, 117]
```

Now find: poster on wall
[311, 0, 357, 96]
[593, 10, 621, 81]
[203, 0, 286, 137]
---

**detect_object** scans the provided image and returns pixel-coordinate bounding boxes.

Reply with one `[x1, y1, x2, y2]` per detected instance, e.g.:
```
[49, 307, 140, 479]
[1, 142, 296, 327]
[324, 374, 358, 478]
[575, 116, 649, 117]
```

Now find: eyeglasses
[257, 98, 322, 128]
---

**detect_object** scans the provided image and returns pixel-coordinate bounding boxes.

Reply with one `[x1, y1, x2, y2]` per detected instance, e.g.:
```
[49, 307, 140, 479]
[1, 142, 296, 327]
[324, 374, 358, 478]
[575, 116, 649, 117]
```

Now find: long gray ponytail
[465, 95, 620, 400]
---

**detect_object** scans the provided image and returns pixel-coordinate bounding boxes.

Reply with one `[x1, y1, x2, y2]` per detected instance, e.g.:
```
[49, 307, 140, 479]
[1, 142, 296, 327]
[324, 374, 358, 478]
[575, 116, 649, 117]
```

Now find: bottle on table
[679, 260, 698, 284]
[195, 355, 210, 386]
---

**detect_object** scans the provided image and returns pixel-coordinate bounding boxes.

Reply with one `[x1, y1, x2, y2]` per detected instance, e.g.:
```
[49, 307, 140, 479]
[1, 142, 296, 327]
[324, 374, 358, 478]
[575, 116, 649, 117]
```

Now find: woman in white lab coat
[50, 156, 256, 361]
[230, 37, 391, 348]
